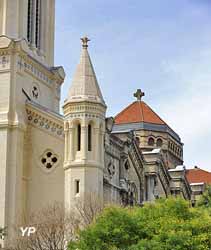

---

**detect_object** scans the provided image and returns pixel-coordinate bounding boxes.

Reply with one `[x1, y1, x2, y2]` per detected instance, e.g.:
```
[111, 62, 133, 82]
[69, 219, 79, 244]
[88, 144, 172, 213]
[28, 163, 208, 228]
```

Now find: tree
[197, 185, 211, 208]
[68, 198, 211, 250]
[8, 194, 102, 250]
[0, 227, 6, 240]
[74, 193, 104, 227]
[9, 203, 77, 250]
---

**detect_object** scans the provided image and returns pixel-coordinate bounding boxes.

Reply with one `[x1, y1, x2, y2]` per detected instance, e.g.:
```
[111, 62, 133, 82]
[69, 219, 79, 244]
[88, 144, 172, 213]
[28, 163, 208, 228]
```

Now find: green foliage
[68, 198, 211, 250]
[197, 185, 211, 208]
[0, 227, 6, 240]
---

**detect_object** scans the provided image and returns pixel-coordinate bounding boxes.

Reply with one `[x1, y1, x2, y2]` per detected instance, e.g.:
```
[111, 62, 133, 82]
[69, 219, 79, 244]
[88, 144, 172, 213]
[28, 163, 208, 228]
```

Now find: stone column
[69, 128, 74, 162]
[100, 130, 104, 166]
[64, 129, 68, 162]
[0, 128, 9, 248]
[94, 127, 100, 162]
[81, 126, 87, 160]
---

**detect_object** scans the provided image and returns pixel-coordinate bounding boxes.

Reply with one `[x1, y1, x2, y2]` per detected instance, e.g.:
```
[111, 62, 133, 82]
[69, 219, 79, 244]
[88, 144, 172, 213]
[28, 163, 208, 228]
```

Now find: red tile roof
[186, 167, 211, 184]
[115, 101, 166, 125]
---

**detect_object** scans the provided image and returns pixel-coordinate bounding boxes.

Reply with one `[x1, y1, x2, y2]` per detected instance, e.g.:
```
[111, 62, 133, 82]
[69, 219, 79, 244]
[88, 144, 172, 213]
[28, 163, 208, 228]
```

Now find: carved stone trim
[17, 55, 54, 85]
[0, 55, 10, 70]
[26, 107, 64, 139]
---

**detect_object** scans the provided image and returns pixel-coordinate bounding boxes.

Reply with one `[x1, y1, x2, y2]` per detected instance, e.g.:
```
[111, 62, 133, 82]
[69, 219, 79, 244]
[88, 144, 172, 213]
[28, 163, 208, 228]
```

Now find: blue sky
[55, 0, 211, 171]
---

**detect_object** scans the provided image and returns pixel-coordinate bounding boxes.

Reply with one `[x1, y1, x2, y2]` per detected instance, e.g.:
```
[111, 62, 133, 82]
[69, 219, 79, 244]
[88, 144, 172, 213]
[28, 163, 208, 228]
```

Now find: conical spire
[67, 37, 106, 106]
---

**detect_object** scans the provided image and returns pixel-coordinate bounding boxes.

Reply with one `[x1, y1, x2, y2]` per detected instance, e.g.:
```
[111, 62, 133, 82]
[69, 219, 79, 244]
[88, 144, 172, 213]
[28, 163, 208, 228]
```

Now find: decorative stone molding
[107, 162, 115, 178]
[26, 103, 64, 139]
[129, 141, 144, 179]
[0, 55, 10, 70]
[63, 101, 106, 119]
[0, 36, 65, 86]
[17, 55, 54, 85]
[67, 113, 100, 119]
[105, 144, 121, 160]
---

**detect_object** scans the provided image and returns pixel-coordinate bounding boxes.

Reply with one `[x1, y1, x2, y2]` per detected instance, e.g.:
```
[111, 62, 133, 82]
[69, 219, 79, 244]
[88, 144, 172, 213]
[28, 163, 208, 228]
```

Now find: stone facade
[0, 1, 203, 247]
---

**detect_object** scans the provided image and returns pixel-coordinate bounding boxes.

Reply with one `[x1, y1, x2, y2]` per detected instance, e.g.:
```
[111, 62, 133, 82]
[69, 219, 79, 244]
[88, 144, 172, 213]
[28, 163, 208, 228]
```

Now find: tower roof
[67, 37, 106, 106]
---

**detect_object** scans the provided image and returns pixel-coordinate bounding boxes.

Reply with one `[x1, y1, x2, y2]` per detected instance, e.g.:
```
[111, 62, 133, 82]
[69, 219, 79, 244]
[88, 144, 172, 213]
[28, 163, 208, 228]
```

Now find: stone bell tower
[0, 1, 64, 247]
[63, 37, 107, 210]
[0, 0, 55, 66]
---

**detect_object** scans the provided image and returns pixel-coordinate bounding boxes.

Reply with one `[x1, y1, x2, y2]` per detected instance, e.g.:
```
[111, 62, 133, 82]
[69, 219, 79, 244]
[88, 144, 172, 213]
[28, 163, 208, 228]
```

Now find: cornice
[26, 101, 64, 140]
[64, 101, 106, 120]
[0, 36, 65, 85]
[0, 120, 27, 131]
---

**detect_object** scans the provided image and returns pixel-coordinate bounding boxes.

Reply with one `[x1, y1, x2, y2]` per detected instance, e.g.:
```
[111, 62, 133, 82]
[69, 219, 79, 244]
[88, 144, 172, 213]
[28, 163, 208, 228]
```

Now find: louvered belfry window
[27, 0, 41, 49]
[27, 0, 33, 43]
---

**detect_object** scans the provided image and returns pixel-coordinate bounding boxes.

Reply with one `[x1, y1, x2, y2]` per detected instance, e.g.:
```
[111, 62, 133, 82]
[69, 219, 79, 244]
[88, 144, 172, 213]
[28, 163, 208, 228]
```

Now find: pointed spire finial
[134, 89, 145, 101]
[81, 36, 90, 49]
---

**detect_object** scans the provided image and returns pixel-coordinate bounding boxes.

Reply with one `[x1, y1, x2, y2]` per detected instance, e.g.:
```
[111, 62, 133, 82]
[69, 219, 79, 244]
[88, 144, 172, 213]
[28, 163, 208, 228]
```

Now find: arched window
[27, 0, 33, 43]
[156, 138, 163, 147]
[77, 124, 81, 151]
[27, 0, 41, 49]
[135, 136, 140, 145]
[88, 124, 92, 151]
[173, 144, 176, 153]
[35, 0, 41, 49]
[148, 137, 155, 146]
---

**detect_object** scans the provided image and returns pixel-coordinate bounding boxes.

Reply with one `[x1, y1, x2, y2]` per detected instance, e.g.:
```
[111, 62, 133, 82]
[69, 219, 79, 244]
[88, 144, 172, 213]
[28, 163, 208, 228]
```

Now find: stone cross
[134, 89, 145, 101]
[81, 36, 90, 48]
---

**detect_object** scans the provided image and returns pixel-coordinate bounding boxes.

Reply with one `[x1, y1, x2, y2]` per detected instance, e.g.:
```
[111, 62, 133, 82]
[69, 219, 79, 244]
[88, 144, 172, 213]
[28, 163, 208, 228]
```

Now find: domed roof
[115, 100, 166, 125]
[113, 89, 181, 142]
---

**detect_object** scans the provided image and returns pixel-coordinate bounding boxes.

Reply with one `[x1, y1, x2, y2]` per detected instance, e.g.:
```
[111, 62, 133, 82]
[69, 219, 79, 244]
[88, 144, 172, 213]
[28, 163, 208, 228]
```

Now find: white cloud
[159, 48, 211, 170]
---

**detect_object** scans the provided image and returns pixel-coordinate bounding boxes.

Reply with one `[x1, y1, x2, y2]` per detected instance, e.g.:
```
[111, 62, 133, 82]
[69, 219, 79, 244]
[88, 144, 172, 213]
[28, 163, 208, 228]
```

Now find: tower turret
[63, 37, 106, 210]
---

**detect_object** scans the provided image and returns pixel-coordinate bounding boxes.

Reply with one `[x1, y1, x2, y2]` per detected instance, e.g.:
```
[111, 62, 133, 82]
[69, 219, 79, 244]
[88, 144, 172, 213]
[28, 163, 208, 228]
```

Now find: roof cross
[134, 89, 145, 101]
[81, 36, 90, 49]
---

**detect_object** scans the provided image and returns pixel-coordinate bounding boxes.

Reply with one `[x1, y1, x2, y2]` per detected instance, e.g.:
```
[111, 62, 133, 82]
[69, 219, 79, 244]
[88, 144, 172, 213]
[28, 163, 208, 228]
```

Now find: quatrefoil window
[41, 151, 58, 171]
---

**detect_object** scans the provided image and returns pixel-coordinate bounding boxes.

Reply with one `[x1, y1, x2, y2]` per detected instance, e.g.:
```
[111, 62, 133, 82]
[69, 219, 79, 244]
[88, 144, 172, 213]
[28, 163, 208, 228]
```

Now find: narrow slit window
[35, 0, 41, 49]
[27, 0, 33, 43]
[77, 124, 81, 151]
[75, 180, 80, 195]
[27, 0, 41, 49]
[88, 124, 92, 151]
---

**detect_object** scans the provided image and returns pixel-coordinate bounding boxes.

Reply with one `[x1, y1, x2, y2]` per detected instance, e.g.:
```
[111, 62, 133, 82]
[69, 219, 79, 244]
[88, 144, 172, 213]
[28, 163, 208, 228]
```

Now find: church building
[0, 0, 207, 246]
